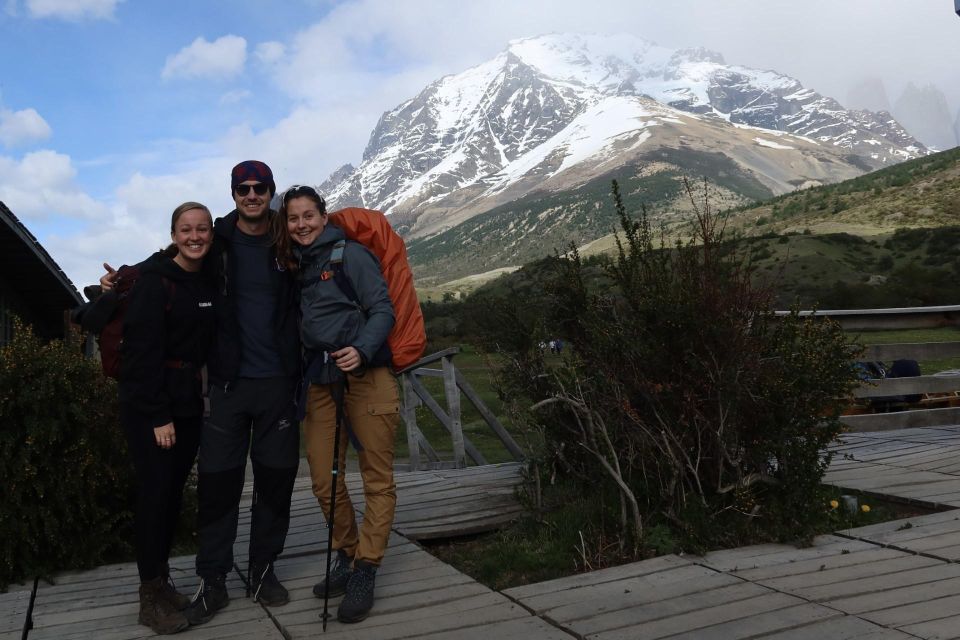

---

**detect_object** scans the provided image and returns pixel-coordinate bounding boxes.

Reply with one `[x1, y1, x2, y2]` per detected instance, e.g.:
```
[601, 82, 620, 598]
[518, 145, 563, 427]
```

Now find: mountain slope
[325, 33, 926, 241]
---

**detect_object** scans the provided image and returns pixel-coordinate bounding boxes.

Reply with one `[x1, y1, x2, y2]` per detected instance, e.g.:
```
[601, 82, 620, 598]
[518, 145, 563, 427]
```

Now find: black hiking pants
[195, 377, 299, 579]
[122, 412, 202, 583]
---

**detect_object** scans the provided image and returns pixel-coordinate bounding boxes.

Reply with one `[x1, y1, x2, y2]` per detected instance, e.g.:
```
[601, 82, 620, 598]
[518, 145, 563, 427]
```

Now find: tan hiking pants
[303, 366, 399, 565]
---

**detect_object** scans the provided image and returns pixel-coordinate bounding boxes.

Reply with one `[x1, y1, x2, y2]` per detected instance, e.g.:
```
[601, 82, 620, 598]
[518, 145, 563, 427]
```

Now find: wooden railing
[780, 305, 960, 432]
[396, 346, 524, 470]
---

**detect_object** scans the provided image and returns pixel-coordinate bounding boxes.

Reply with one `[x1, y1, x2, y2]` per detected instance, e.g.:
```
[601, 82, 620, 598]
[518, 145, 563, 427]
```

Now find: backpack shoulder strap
[160, 276, 175, 312]
[329, 240, 362, 308]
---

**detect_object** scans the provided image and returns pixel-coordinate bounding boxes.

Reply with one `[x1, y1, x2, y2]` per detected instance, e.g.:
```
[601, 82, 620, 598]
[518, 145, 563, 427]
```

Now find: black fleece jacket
[205, 209, 300, 386]
[119, 252, 216, 431]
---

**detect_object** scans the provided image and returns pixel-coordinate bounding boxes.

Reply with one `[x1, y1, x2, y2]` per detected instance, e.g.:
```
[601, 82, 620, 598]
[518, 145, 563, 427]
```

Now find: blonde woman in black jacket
[119, 202, 216, 635]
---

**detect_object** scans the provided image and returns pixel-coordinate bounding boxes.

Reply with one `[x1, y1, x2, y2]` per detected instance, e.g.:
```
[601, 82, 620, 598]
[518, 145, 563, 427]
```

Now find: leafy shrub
[493, 181, 858, 555]
[0, 319, 133, 589]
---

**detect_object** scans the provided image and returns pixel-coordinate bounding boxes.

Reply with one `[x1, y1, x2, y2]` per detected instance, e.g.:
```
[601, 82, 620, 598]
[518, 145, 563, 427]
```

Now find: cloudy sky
[1, 0, 958, 288]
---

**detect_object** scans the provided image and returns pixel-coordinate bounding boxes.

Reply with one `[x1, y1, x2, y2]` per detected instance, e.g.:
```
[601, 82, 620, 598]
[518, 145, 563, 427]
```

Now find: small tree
[0, 319, 133, 589]
[501, 180, 858, 555]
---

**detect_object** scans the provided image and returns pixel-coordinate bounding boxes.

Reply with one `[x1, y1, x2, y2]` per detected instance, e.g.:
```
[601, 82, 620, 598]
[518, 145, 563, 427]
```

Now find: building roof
[0, 200, 83, 324]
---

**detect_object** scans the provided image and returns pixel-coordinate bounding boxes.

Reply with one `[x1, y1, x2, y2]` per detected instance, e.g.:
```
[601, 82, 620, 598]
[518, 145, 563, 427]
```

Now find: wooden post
[400, 373, 422, 470]
[442, 354, 465, 468]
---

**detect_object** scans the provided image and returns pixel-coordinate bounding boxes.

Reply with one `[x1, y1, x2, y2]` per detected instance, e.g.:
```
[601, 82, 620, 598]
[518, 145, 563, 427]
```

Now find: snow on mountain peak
[324, 32, 927, 234]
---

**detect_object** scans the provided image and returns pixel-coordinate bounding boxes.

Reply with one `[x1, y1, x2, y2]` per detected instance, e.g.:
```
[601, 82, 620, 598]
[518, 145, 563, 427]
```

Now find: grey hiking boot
[337, 560, 377, 623]
[184, 574, 229, 626]
[159, 563, 190, 611]
[250, 561, 289, 606]
[138, 577, 189, 635]
[313, 549, 353, 599]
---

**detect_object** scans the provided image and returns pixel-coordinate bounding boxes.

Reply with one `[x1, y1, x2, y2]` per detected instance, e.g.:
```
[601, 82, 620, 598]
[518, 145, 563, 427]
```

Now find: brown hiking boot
[159, 563, 190, 611]
[139, 577, 189, 635]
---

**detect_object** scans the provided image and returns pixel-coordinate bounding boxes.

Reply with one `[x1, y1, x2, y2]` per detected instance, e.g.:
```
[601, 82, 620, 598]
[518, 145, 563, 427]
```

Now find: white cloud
[26, 0, 123, 21]
[255, 41, 285, 65]
[0, 150, 107, 220]
[161, 35, 247, 81]
[0, 107, 52, 147]
[219, 89, 252, 105]
[42, 163, 237, 289]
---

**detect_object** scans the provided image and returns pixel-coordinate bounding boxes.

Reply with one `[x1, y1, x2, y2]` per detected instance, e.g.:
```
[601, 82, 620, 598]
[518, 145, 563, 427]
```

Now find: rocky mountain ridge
[323, 33, 927, 241]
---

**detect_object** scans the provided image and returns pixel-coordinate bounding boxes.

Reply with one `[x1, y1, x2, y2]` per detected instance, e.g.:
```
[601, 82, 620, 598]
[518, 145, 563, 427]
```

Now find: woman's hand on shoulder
[154, 423, 176, 449]
[331, 346, 361, 372]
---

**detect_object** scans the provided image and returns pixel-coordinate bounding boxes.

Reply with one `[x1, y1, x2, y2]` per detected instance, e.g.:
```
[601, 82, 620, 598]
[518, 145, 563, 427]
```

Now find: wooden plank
[696, 537, 873, 573]
[661, 603, 841, 640]
[840, 406, 960, 431]
[0, 585, 30, 639]
[454, 369, 525, 460]
[901, 612, 960, 639]
[399, 373, 421, 469]
[514, 564, 735, 617]
[411, 617, 575, 640]
[400, 346, 460, 372]
[731, 547, 907, 582]
[408, 373, 486, 465]
[862, 341, 960, 361]
[854, 375, 960, 397]
[441, 355, 466, 468]
[503, 554, 693, 601]
[551, 582, 774, 637]
[762, 616, 914, 639]
[755, 555, 942, 594]
[580, 592, 804, 640]
[794, 563, 960, 603]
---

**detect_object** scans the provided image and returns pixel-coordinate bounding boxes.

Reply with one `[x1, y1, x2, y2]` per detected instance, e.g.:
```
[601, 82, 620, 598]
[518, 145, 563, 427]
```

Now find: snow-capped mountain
[324, 33, 926, 240]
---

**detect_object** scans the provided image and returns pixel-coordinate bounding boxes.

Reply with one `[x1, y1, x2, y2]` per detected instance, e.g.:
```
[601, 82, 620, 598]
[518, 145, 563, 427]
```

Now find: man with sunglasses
[179, 160, 302, 625]
[99, 160, 300, 626]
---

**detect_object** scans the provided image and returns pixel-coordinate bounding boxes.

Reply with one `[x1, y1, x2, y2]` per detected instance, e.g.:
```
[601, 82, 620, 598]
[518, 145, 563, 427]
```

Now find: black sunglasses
[282, 184, 320, 203]
[235, 183, 270, 196]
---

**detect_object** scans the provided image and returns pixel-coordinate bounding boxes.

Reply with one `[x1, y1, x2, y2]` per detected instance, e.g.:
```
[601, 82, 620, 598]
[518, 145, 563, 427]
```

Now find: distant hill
[727, 146, 960, 238]
[428, 147, 960, 309]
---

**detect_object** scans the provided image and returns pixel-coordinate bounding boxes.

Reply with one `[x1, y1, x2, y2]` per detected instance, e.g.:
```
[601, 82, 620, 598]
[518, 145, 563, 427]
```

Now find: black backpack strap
[160, 276, 175, 312]
[329, 240, 362, 310]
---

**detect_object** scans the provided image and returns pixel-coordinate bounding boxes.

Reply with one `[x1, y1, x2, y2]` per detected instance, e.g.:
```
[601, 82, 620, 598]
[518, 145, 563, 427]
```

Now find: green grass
[424, 483, 933, 591]
[849, 327, 960, 373]
[392, 345, 522, 465]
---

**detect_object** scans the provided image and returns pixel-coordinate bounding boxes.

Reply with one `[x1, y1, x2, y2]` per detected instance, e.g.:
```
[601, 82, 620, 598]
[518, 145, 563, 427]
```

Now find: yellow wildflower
[829, 500, 839, 509]
[861, 504, 871, 513]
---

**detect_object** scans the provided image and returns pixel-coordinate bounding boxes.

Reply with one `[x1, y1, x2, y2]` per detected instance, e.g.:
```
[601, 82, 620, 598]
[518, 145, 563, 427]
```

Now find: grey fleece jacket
[295, 224, 395, 363]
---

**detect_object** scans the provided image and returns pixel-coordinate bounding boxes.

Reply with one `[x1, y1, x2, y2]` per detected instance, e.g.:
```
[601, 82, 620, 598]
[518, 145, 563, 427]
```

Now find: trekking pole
[321, 377, 346, 631]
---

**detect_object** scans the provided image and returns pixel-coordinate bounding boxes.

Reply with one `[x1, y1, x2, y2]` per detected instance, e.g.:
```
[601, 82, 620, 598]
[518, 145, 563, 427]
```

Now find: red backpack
[328, 207, 427, 372]
[75, 264, 172, 379]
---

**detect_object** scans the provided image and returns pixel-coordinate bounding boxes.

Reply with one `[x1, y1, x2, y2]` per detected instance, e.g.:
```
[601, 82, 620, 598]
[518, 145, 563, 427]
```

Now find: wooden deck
[826, 426, 960, 507]
[16, 428, 960, 638]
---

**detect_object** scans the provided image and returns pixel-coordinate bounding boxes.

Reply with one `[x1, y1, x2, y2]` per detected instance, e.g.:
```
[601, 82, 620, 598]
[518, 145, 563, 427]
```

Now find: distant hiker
[555, 338, 564, 353]
[101, 161, 302, 625]
[119, 202, 216, 635]
[275, 184, 398, 624]
[549, 339, 557, 353]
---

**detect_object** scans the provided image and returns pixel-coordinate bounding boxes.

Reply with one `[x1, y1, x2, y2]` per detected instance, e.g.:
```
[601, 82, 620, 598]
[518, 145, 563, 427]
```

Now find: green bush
[494, 181, 859, 555]
[0, 319, 133, 589]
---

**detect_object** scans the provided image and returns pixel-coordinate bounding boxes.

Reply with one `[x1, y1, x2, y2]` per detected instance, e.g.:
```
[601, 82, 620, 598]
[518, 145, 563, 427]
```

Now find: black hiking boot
[313, 549, 353, 599]
[159, 562, 190, 611]
[337, 560, 377, 623]
[184, 574, 229, 626]
[138, 577, 189, 635]
[250, 561, 289, 606]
